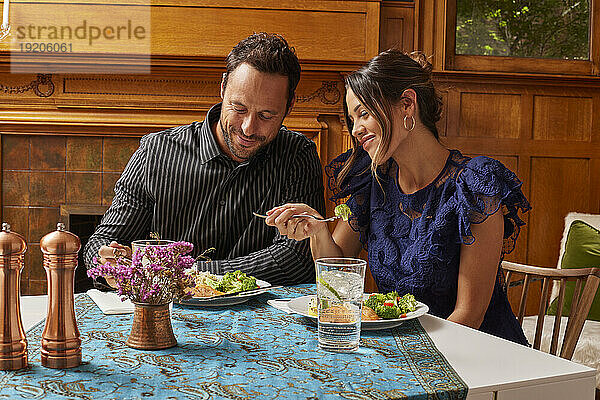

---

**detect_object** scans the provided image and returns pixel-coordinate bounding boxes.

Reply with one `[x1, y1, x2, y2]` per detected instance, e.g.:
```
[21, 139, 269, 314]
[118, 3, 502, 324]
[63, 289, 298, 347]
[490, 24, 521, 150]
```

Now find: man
[84, 33, 325, 285]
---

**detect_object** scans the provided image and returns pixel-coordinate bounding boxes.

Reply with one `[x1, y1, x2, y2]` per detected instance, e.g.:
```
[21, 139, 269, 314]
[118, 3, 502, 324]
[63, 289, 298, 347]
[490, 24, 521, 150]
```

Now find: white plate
[287, 294, 429, 331]
[177, 276, 271, 307]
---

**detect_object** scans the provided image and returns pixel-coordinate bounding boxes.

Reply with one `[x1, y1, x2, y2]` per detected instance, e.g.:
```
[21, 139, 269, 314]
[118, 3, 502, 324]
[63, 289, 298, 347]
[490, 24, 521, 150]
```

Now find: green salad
[199, 270, 257, 293]
[364, 292, 417, 319]
[334, 204, 352, 221]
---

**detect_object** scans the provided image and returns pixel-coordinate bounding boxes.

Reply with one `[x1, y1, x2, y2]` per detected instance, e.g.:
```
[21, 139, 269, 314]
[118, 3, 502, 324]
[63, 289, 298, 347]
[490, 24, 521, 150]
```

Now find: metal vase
[126, 303, 177, 350]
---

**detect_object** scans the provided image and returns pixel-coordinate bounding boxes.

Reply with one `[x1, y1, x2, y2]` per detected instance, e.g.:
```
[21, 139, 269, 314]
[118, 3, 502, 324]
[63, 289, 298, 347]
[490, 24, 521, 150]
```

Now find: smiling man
[84, 33, 325, 285]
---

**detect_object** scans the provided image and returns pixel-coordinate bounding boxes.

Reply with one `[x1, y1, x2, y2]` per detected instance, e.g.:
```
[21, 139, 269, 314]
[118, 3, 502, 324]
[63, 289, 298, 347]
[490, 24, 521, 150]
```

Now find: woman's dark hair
[223, 33, 301, 113]
[339, 50, 443, 184]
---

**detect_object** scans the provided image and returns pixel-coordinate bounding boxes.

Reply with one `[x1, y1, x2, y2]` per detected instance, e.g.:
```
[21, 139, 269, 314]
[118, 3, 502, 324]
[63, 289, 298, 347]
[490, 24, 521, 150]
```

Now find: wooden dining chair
[501, 261, 600, 360]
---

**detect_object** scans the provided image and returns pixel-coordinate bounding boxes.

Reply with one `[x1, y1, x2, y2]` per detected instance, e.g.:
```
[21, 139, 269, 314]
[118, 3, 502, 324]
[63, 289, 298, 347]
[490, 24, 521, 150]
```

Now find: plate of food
[287, 292, 429, 330]
[178, 270, 272, 307]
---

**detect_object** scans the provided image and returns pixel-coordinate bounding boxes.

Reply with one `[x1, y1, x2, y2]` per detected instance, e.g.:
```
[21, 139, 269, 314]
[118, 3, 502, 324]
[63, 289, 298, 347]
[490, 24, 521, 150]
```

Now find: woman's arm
[308, 218, 363, 260]
[448, 209, 504, 329]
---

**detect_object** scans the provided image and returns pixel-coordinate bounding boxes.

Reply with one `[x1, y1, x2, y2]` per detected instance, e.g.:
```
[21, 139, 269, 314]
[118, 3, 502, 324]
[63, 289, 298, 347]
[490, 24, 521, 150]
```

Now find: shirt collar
[197, 103, 224, 165]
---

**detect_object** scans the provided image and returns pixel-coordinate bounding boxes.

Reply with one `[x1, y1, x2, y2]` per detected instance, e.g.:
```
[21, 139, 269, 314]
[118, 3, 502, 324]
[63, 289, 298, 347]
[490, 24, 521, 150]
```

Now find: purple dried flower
[88, 241, 195, 304]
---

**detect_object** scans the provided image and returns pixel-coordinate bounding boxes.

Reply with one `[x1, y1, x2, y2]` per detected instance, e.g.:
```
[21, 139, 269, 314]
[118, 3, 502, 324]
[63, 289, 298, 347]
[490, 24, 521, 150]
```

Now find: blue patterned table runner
[0, 285, 467, 400]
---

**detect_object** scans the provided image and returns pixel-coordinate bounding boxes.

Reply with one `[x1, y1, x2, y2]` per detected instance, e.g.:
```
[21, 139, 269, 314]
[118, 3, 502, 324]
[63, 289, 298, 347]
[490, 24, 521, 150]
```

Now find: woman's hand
[265, 203, 329, 241]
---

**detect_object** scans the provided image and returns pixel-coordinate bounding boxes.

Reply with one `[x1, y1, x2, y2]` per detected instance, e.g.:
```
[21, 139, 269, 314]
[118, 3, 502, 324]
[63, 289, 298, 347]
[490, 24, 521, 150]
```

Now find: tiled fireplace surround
[2, 134, 140, 295]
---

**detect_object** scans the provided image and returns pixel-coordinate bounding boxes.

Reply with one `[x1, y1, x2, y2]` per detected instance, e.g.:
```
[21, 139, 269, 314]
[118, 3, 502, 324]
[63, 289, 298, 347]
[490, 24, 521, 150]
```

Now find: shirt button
[219, 200, 226, 206]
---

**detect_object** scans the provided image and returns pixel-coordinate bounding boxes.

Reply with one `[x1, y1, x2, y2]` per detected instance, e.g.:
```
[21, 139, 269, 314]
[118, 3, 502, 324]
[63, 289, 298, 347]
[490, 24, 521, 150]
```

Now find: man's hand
[97, 241, 132, 264]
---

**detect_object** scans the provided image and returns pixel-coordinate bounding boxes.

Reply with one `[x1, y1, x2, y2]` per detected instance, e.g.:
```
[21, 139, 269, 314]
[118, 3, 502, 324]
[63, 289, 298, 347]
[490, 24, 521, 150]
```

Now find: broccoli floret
[334, 204, 352, 221]
[216, 271, 237, 292]
[365, 292, 417, 319]
[397, 293, 417, 314]
[365, 294, 386, 310]
[364, 295, 379, 310]
[385, 291, 399, 301]
[214, 274, 229, 291]
[377, 305, 400, 319]
[216, 271, 257, 293]
[240, 276, 257, 291]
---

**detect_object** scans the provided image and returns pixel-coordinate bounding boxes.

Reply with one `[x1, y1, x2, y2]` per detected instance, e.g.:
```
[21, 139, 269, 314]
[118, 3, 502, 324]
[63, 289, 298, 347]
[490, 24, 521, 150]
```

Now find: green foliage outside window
[456, 0, 590, 60]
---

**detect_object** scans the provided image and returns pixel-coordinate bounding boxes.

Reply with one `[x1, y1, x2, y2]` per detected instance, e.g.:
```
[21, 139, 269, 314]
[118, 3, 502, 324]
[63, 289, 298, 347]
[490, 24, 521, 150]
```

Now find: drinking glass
[316, 257, 366, 352]
[131, 239, 174, 256]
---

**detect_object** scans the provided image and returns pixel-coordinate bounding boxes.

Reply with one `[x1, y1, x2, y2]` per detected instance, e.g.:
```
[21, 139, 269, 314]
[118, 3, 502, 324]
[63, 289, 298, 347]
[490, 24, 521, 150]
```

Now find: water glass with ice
[316, 257, 366, 352]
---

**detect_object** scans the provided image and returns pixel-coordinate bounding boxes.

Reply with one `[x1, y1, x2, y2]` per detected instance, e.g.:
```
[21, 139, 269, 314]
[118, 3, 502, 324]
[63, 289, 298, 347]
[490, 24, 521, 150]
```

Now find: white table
[421, 316, 596, 400]
[20, 295, 596, 400]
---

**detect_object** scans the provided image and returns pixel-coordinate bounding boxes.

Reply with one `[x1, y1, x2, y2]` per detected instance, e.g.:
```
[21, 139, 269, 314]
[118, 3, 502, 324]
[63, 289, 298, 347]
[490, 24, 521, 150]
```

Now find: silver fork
[252, 211, 340, 223]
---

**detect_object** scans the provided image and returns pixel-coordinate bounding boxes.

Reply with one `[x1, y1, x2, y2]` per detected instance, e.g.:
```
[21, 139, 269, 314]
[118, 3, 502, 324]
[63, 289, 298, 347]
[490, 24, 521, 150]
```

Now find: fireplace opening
[61, 205, 108, 293]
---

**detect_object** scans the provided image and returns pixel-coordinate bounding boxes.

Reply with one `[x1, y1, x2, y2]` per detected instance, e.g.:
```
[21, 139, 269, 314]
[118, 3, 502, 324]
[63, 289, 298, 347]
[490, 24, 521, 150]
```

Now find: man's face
[217, 63, 292, 162]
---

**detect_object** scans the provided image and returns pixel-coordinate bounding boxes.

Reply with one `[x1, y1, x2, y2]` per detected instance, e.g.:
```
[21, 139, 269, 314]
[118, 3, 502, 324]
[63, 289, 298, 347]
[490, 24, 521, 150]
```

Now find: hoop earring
[403, 115, 415, 132]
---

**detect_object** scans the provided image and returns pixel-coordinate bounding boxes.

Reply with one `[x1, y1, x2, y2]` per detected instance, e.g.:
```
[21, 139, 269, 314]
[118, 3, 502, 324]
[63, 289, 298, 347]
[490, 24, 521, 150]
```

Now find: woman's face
[346, 88, 382, 161]
[346, 88, 406, 164]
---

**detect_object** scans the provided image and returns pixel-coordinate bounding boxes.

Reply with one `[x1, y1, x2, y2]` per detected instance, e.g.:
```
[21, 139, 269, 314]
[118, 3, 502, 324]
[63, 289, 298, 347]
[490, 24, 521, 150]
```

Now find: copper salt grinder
[40, 222, 81, 369]
[0, 223, 28, 370]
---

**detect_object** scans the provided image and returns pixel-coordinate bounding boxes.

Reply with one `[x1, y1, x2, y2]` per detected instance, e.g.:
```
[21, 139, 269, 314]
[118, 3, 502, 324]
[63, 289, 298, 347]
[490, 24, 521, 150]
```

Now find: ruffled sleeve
[454, 156, 531, 256]
[324, 149, 373, 246]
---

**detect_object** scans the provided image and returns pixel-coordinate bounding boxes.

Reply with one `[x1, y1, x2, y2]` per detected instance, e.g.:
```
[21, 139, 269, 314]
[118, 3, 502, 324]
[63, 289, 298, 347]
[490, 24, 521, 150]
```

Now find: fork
[252, 211, 340, 223]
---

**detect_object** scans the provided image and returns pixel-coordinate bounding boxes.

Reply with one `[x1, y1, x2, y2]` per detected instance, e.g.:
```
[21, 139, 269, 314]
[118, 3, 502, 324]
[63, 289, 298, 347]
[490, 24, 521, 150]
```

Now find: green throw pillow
[547, 220, 600, 321]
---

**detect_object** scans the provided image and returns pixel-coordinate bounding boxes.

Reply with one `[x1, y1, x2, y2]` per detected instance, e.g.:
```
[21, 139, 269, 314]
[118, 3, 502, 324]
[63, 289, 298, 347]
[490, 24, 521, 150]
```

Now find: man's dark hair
[223, 33, 301, 113]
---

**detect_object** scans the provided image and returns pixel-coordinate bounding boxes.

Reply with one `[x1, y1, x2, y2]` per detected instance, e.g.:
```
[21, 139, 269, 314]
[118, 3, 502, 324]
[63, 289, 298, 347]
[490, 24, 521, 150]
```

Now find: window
[446, 0, 599, 75]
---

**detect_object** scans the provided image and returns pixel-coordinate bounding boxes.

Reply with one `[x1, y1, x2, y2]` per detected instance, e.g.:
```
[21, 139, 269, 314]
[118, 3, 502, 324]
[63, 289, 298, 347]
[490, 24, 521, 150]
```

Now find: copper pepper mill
[40, 222, 81, 369]
[0, 223, 28, 370]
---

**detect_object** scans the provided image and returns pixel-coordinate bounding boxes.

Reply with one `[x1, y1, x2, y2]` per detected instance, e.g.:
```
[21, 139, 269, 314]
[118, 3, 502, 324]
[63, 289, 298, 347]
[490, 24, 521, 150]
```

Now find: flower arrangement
[88, 241, 195, 305]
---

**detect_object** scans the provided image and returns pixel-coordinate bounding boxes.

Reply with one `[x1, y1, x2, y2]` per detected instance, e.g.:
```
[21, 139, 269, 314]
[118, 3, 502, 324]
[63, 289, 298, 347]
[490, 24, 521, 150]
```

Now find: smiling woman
[263, 49, 532, 346]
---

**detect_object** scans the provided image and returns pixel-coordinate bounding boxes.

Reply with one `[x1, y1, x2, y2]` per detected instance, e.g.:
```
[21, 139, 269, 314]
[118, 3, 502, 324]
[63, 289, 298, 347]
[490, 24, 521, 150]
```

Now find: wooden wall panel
[533, 96, 592, 141]
[379, 3, 414, 52]
[152, 7, 372, 61]
[528, 157, 591, 267]
[459, 93, 520, 138]
[0, 0, 381, 70]
[492, 156, 518, 172]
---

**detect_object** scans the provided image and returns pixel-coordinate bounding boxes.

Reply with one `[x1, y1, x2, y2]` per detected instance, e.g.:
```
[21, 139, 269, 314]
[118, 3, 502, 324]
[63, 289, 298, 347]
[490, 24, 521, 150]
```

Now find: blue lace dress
[325, 149, 530, 345]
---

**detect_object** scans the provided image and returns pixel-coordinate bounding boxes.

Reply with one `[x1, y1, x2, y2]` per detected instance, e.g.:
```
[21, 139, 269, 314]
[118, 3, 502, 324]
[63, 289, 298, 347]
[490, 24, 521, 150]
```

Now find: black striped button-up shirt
[84, 104, 325, 285]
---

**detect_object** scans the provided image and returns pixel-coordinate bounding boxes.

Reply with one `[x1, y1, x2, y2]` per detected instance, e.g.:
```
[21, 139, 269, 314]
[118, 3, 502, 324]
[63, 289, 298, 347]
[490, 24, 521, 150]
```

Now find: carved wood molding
[296, 81, 341, 105]
[0, 74, 55, 97]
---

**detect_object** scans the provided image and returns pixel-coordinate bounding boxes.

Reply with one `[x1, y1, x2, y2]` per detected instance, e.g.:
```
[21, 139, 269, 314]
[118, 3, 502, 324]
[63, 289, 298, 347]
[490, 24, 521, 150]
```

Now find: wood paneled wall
[435, 74, 600, 271]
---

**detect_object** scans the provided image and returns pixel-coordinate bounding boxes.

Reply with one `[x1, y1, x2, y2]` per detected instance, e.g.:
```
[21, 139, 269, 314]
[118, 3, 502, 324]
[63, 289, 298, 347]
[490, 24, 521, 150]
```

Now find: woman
[265, 50, 530, 345]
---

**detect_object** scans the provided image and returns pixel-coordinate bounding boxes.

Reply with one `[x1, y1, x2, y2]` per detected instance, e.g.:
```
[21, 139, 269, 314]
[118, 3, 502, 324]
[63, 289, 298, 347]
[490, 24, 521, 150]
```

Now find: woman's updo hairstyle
[338, 50, 443, 184]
